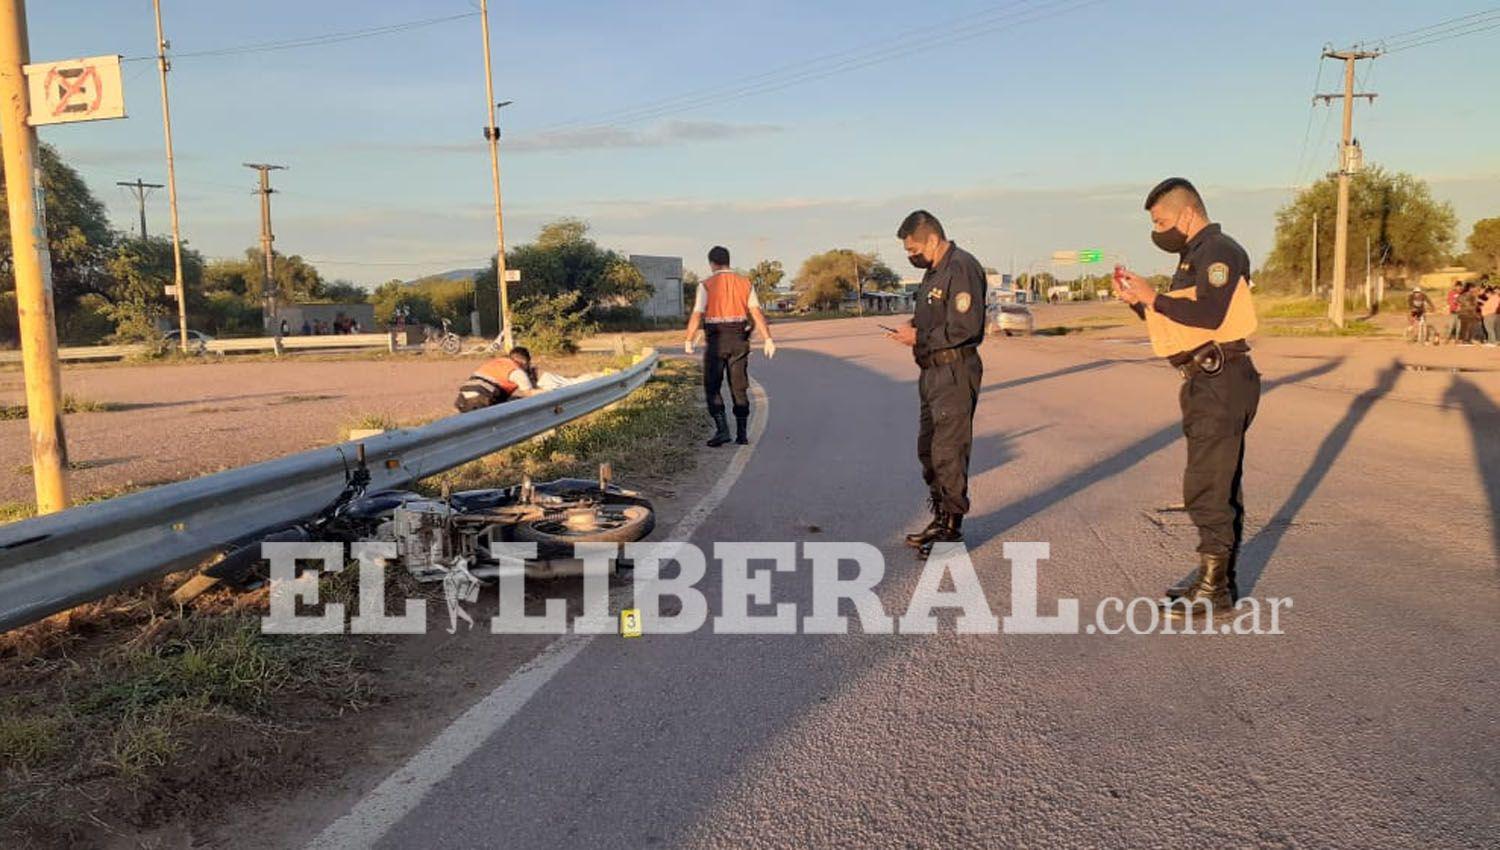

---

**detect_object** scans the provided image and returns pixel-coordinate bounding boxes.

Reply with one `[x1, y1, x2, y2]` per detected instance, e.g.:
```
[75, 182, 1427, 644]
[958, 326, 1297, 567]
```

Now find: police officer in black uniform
[886, 210, 987, 556]
[1115, 178, 1261, 620]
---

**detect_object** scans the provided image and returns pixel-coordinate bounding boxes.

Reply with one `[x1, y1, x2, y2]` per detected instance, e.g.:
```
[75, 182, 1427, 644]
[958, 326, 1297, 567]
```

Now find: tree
[0, 143, 115, 314]
[1462, 217, 1500, 275]
[240, 248, 325, 303]
[473, 217, 650, 336]
[102, 236, 203, 342]
[1265, 166, 1457, 293]
[319, 279, 370, 303]
[747, 259, 784, 303]
[793, 249, 889, 309]
[681, 269, 699, 311]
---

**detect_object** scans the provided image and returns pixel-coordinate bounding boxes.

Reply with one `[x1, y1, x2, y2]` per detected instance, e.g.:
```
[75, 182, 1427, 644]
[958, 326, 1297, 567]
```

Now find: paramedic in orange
[683, 245, 775, 446]
[1115, 178, 1261, 621]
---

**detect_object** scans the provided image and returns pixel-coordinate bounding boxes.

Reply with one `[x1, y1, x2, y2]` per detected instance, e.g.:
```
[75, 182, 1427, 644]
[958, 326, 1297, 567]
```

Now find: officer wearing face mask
[1114, 178, 1260, 622]
[885, 210, 987, 556]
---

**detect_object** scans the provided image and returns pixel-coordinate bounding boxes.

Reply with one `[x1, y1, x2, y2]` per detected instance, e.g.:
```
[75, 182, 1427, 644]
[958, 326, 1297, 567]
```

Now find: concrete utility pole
[153, 0, 190, 352]
[1310, 211, 1318, 297]
[116, 178, 163, 239]
[1315, 47, 1379, 327]
[0, 0, 69, 512]
[243, 162, 286, 345]
[478, 0, 512, 349]
[852, 251, 863, 316]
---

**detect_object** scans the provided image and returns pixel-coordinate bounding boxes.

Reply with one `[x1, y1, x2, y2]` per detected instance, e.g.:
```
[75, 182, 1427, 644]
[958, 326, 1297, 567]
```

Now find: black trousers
[917, 352, 982, 517]
[703, 325, 750, 417]
[1179, 355, 1261, 557]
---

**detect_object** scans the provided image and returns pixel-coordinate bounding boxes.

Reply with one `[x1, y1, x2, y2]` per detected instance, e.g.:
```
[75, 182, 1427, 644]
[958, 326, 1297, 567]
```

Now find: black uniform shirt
[913, 242, 987, 362]
[1139, 223, 1250, 331]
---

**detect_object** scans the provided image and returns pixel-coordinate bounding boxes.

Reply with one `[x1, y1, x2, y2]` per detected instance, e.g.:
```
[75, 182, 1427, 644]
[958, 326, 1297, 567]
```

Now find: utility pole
[478, 0, 512, 349]
[153, 0, 190, 352]
[853, 250, 863, 316]
[1315, 47, 1379, 327]
[116, 178, 163, 239]
[1310, 212, 1318, 297]
[243, 163, 286, 345]
[0, 0, 68, 512]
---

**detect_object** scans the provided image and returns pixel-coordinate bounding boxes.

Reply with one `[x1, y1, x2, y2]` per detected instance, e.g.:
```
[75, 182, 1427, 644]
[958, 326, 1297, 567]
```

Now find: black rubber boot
[905, 512, 947, 548]
[735, 415, 749, 445]
[706, 412, 732, 447]
[1161, 553, 1235, 622]
[918, 514, 963, 557]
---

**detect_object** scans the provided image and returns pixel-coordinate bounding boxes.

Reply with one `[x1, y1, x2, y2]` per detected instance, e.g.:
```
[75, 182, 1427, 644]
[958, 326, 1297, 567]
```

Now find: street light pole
[479, 0, 512, 349]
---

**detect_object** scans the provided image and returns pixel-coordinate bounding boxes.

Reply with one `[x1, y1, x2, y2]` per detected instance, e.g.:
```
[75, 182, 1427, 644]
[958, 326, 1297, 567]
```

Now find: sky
[26, 0, 1500, 286]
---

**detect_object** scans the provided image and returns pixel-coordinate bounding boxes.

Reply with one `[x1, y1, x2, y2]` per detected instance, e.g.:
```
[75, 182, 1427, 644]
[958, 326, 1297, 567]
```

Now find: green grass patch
[1258, 297, 1332, 319]
[1261, 318, 1382, 337]
[0, 393, 123, 420]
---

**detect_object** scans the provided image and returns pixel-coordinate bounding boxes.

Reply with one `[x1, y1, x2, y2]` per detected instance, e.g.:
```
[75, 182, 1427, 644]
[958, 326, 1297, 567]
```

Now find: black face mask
[1151, 226, 1188, 254]
[908, 253, 931, 270]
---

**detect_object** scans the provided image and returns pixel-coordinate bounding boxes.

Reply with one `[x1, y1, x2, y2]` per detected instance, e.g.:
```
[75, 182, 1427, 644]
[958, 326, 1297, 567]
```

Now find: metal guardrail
[0, 349, 659, 632]
[0, 333, 397, 364]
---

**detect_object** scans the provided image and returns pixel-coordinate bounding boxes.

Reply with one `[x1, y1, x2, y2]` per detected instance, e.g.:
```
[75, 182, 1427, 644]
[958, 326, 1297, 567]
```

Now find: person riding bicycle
[1408, 285, 1432, 339]
[454, 346, 540, 412]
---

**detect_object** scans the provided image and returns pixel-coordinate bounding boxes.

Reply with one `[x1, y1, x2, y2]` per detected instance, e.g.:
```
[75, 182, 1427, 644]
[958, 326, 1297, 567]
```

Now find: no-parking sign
[23, 55, 126, 126]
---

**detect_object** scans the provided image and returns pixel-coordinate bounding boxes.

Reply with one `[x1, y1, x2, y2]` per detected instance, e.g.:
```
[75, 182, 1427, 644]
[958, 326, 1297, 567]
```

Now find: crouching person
[454, 346, 539, 412]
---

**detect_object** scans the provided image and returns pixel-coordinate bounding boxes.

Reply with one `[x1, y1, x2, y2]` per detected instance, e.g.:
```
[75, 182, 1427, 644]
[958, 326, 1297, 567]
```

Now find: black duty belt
[917, 346, 977, 370]
[1171, 340, 1247, 378]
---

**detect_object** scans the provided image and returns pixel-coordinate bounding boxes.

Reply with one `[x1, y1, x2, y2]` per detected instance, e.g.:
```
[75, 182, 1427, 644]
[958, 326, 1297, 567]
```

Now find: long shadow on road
[963, 358, 1347, 559]
[1236, 360, 1402, 594]
[1443, 374, 1500, 568]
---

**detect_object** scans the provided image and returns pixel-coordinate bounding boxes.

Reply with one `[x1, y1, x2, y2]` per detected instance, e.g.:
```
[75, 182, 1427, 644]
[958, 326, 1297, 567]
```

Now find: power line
[1373, 8, 1500, 53]
[122, 10, 478, 63]
[1290, 48, 1329, 186]
[531, 0, 1108, 135]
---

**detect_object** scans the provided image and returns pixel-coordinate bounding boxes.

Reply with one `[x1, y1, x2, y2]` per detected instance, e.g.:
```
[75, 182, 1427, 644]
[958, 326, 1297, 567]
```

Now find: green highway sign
[1077, 249, 1102, 264]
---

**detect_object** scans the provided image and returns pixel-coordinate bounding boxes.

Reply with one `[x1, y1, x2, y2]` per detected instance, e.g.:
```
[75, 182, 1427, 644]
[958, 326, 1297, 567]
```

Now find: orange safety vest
[472, 357, 521, 395]
[702, 272, 752, 323]
[1143, 279, 1258, 358]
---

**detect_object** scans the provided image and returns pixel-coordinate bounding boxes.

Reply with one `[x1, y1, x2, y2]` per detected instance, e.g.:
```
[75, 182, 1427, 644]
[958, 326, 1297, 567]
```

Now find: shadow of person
[1233, 359, 1403, 596]
[962, 357, 1347, 555]
[980, 358, 1140, 396]
[1442, 374, 1500, 568]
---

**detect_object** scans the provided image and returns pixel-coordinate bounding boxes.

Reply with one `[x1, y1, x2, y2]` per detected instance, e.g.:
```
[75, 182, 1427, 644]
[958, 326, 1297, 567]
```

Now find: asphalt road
[319, 317, 1496, 849]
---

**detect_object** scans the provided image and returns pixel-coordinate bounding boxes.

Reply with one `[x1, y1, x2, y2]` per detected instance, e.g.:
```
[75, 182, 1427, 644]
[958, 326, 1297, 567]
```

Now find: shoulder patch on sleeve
[955, 291, 972, 313]
[1207, 262, 1230, 288]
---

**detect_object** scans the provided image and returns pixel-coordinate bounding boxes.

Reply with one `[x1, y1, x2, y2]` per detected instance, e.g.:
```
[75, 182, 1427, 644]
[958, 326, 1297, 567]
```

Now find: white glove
[763, 337, 776, 359]
[684, 338, 695, 355]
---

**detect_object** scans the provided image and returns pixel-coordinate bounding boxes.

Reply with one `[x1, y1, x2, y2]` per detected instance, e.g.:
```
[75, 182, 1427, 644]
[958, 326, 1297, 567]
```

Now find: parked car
[161, 329, 215, 354]
[989, 303, 1034, 337]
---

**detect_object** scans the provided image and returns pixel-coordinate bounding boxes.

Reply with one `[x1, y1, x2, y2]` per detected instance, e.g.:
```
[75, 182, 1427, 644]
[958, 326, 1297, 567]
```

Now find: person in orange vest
[683, 245, 775, 446]
[1115, 178, 1261, 622]
[453, 346, 538, 412]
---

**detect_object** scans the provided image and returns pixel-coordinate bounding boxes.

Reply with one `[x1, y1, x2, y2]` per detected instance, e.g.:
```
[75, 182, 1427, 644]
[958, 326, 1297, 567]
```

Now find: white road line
[307, 379, 769, 850]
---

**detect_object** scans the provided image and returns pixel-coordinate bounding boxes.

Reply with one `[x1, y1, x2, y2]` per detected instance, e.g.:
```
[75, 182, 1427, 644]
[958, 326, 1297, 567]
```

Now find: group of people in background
[295, 317, 362, 336]
[1409, 277, 1498, 346]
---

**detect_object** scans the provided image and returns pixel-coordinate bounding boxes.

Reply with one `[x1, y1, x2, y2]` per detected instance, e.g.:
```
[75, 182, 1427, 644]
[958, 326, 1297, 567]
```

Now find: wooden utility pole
[0, 0, 69, 512]
[478, 0, 512, 349]
[153, 0, 190, 351]
[243, 162, 286, 345]
[1315, 48, 1379, 327]
[116, 178, 163, 239]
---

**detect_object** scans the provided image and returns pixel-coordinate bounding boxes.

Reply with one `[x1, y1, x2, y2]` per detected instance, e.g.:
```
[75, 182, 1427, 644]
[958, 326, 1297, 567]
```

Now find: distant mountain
[405, 268, 483, 285]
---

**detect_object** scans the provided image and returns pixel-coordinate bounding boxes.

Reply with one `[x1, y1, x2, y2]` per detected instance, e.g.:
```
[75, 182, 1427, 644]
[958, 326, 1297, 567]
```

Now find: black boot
[1161, 553, 1234, 622]
[918, 514, 963, 557]
[706, 411, 731, 447]
[735, 414, 749, 445]
[905, 511, 947, 548]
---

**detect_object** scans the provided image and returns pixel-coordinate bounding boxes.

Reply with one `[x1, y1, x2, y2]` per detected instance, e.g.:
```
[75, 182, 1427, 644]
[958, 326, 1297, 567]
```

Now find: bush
[513, 293, 594, 354]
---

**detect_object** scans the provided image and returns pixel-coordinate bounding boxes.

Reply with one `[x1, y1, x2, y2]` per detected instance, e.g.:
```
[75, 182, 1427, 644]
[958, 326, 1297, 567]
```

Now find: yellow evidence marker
[620, 608, 643, 638]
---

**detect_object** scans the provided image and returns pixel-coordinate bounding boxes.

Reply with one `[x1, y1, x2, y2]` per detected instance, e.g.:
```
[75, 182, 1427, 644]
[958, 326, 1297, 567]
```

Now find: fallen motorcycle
[205, 447, 653, 588]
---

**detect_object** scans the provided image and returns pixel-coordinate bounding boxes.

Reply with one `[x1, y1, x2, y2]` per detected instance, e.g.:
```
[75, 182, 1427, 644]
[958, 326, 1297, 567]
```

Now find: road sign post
[2, 0, 70, 513]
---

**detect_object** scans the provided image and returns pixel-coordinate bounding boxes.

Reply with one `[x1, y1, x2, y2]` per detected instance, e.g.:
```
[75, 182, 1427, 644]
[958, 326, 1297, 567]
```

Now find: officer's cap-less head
[1143, 177, 1207, 216]
[897, 210, 946, 269]
[708, 245, 731, 267]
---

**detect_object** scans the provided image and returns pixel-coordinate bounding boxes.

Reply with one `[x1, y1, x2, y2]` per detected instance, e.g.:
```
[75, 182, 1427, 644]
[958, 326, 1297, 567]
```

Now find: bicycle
[1405, 314, 1435, 344]
[423, 318, 463, 356]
